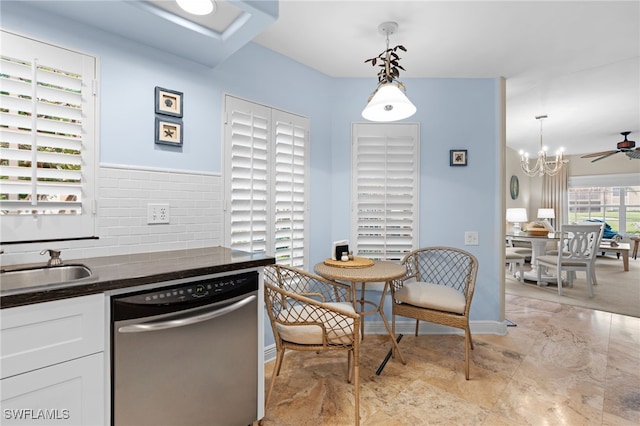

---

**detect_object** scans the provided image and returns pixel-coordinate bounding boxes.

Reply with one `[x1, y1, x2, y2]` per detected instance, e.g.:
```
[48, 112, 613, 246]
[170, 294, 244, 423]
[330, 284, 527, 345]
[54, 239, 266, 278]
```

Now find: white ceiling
[252, 0, 640, 157]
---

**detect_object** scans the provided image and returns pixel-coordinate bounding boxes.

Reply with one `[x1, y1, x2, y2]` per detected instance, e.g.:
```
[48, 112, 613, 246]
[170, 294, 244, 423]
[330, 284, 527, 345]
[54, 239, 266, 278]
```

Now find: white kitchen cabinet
[1, 294, 105, 425]
[1, 353, 104, 425]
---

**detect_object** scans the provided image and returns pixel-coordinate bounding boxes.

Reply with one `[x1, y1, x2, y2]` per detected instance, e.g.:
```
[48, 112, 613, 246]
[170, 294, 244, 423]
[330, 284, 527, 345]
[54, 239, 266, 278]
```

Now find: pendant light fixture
[519, 115, 567, 177]
[362, 22, 416, 122]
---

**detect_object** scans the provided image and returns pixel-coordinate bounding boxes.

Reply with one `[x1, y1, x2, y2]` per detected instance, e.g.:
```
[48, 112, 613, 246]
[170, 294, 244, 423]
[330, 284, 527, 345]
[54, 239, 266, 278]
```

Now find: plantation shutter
[351, 123, 419, 261]
[273, 110, 308, 267]
[225, 97, 270, 255]
[0, 30, 97, 242]
[224, 96, 309, 267]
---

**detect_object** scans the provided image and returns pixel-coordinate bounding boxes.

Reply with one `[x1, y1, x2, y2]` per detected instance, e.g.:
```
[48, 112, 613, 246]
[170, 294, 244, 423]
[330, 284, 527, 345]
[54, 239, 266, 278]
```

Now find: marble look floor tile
[262, 296, 640, 426]
[603, 365, 640, 424]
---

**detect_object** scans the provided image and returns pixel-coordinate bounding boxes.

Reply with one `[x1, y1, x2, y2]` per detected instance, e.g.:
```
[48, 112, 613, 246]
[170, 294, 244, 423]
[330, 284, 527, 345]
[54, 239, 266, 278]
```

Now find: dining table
[314, 258, 407, 372]
[507, 231, 561, 285]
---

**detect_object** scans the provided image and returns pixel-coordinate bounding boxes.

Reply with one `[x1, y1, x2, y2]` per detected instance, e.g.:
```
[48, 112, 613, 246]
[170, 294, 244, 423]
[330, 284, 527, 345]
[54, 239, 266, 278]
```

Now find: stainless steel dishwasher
[111, 271, 259, 426]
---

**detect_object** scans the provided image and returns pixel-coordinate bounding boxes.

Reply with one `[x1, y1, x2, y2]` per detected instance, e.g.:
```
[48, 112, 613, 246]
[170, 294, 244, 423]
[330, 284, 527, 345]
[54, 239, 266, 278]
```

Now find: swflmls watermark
[3, 408, 70, 421]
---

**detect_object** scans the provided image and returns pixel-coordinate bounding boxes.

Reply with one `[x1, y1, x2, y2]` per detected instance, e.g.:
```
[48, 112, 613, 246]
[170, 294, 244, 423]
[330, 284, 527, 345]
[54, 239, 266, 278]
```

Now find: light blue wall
[329, 78, 503, 322]
[2, 4, 503, 336]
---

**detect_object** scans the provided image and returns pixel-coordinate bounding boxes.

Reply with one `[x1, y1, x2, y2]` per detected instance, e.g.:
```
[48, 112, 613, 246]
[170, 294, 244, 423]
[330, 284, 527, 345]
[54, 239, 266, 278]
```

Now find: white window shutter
[225, 97, 271, 255]
[272, 110, 308, 267]
[224, 96, 309, 268]
[351, 123, 419, 261]
[0, 30, 97, 242]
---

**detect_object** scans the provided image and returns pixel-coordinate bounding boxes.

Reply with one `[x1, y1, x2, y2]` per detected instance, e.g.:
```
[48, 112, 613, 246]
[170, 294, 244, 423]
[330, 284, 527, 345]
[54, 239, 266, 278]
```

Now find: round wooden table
[314, 260, 407, 366]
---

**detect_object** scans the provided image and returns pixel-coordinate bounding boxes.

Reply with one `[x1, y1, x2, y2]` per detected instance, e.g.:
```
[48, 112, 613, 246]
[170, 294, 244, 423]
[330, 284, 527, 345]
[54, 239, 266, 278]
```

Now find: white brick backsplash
[1, 166, 223, 265]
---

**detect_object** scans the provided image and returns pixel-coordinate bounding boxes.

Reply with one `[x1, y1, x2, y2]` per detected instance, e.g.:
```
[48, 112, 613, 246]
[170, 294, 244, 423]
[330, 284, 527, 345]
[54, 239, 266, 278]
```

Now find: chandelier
[519, 115, 567, 177]
[362, 22, 416, 122]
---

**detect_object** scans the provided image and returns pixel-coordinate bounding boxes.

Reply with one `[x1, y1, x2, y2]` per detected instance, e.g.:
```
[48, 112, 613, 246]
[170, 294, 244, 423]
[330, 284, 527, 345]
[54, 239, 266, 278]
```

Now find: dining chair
[505, 248, 525, 283]
[263, 264, 361, 425]
[535, 223, 604, 297]
[390, 247, 478, 380]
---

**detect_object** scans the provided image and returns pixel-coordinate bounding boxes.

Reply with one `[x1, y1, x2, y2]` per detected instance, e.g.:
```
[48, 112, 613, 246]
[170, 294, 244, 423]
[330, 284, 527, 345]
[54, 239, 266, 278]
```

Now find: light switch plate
[147, 203, 170, 224]
[464, 231, 478, 246]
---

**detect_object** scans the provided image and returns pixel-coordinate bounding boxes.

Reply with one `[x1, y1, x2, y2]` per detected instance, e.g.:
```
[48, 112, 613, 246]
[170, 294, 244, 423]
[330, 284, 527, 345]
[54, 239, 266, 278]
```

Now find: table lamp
[537, 208, 555, 232]
[506, 208, 528, 234]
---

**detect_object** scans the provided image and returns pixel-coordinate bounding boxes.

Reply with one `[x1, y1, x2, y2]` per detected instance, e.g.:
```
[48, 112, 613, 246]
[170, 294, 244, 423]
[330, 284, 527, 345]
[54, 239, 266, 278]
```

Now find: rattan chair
[390, 247, 479, 380]
[263, 264, 361, 425]
[536, 223, 604, 297]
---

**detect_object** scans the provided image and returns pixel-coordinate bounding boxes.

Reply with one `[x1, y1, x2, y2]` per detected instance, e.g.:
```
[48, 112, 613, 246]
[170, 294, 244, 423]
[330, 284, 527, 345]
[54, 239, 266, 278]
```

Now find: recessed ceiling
[252, 1, 640, 158]
[6, 0, 278, 69]
[146, 0, 243, 33]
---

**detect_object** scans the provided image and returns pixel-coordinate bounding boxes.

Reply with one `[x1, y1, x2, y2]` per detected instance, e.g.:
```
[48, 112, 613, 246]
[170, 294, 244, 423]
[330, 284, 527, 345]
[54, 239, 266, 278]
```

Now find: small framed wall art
[450, 149, 468, 166]
[155, 116, 183, 146]
[155, 86, 183, 117]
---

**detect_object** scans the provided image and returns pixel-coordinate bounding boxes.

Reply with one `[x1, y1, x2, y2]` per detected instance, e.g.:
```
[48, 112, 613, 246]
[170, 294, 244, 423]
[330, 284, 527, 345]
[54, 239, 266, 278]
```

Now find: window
[223, 95, 309, 267]
[568, 174, 640, 236]
[0, 30, 97, 242]
[351, 123, 420, 261]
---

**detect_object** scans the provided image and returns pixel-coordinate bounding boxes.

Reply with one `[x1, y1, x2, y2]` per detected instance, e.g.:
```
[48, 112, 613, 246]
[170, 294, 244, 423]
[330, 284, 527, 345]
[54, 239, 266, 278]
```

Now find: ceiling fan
[581, 132, 640, 162]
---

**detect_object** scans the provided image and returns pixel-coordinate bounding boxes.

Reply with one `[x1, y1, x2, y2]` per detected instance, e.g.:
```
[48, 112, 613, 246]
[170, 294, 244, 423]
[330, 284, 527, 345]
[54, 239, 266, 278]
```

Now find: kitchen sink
[0, 265, 93, 294]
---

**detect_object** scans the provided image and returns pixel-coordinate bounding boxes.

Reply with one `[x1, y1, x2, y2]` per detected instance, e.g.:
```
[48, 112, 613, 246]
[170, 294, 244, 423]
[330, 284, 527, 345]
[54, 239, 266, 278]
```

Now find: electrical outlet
[464, 231, 478, 246]
[147, 203, 170, 224]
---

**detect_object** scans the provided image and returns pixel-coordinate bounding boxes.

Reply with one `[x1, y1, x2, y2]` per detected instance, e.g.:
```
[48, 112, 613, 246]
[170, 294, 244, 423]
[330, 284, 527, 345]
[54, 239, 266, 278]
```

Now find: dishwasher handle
[118, 294, 256, 333]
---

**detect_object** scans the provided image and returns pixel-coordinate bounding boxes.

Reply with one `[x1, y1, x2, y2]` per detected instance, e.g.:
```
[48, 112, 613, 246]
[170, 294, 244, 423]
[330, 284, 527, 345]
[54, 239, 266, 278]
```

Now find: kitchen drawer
[1, 352, 104, 425]
[1, 294, 104, 379]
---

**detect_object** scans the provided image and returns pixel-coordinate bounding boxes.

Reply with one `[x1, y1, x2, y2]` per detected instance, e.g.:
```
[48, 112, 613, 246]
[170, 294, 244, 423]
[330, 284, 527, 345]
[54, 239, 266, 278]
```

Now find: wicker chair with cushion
[536, 223, 604, 298]
[263, 264, 361, 425]
[390, 247, 479, 380]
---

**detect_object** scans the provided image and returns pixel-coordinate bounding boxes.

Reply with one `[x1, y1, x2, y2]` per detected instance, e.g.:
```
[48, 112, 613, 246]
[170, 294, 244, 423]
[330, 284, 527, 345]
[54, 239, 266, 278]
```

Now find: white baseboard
[263, 319, 507, 363]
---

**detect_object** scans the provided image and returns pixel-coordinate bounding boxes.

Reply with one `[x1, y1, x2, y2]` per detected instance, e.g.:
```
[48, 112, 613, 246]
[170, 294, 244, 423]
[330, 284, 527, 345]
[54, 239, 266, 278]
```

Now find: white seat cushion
[537, 255, 589, 267]
[505, 252, 525, 261]
[277, 302, 356, 345]
[394, 282, 466, 314]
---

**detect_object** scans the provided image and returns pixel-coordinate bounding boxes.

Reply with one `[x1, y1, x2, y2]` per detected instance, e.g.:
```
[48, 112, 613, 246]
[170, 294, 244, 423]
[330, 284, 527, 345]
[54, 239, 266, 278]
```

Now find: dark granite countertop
[1, 246, 275, 309]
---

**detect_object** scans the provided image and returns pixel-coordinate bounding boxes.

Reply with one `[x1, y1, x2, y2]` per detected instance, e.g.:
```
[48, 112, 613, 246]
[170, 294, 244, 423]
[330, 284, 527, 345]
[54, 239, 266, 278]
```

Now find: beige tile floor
[261, 294, 640, 425]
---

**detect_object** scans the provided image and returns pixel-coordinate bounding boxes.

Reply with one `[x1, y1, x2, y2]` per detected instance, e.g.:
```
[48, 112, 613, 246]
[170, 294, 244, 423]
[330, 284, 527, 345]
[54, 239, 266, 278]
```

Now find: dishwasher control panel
[114, 272, 258, 305]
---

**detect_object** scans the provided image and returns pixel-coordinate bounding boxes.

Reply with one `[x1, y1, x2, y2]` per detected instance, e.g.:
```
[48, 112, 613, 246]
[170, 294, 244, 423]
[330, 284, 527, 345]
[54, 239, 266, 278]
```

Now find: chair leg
[265, 349, 285, 409]
[414, 319, 420, 336]
[354, 355, 360, 426]
[464, 327, 471, 380]
[347, 350, 353, 383]
[556, 265, 563, 296]
[518, 261, 524, 283]
[586, 266, 594, 298]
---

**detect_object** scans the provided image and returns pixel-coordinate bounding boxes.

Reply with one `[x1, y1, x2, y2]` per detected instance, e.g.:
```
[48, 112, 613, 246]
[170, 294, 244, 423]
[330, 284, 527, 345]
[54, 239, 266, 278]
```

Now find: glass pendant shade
[362, 83, 417, 122]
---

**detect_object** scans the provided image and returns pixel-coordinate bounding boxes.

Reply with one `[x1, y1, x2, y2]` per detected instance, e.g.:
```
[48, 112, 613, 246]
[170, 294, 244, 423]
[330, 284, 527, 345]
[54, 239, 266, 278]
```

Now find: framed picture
[450, 149, 468, 166]
[155, 86, 183, 117]
[155, 116, 183, 146]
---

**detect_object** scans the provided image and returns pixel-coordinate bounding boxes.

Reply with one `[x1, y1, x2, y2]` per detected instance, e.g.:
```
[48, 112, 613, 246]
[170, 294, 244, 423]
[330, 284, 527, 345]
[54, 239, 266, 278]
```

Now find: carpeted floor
[505, 253, 640, 318]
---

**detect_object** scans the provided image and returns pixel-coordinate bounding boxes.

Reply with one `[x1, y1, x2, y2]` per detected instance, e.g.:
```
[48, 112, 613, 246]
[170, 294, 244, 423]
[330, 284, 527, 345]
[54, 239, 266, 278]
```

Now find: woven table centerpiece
[323, 257, 374, 268]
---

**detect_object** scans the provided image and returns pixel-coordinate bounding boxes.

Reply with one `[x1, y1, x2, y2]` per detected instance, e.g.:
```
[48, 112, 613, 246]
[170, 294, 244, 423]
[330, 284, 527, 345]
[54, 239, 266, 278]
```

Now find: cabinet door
[1, 294, 104, 379]
[1, 353, 104, 425]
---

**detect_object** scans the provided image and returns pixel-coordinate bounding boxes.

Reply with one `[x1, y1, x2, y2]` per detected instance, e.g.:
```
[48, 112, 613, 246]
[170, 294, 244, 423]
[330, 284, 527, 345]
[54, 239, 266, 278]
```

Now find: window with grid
[568, 173, 640, 236]
[0, 30, 97, 243]
[223, 95, 309, 267]
[351, 123, 419, 261]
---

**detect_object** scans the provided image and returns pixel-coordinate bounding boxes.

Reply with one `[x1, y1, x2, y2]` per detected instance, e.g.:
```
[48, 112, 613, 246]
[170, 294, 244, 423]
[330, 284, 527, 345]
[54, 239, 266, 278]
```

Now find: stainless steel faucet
[40, 249, 63, 266]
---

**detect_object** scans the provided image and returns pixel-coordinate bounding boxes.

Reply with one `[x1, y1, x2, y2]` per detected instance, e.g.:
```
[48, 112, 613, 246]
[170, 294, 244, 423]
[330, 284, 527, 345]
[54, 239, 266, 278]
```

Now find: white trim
[262, 320, 508, 363]
[363, 319, 508, 336]
[100, 163, 221, 177]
